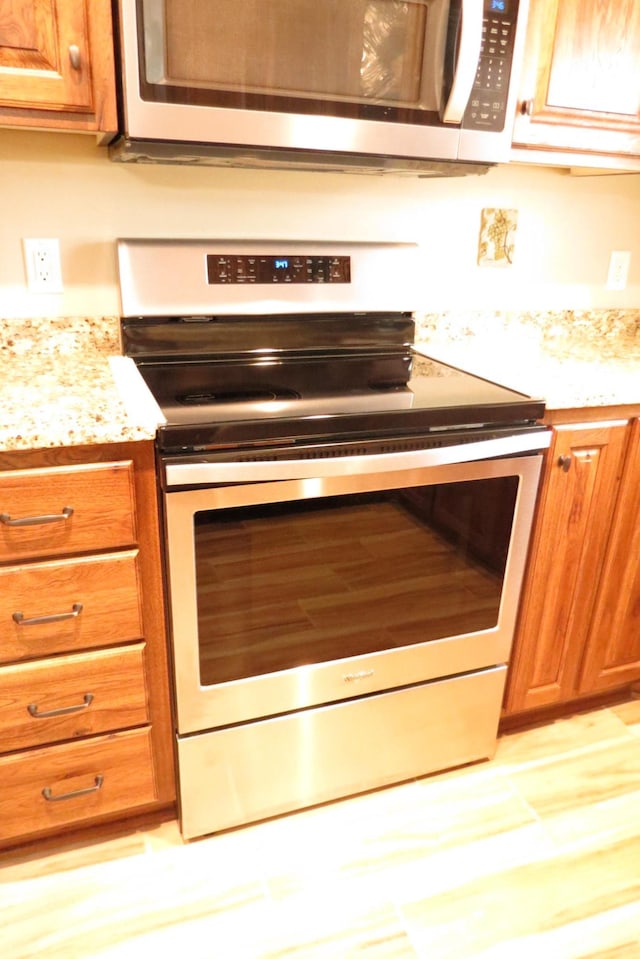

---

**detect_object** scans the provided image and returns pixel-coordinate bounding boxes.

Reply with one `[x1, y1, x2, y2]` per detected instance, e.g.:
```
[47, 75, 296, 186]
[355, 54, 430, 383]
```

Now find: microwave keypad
[464, 9, 516, 133]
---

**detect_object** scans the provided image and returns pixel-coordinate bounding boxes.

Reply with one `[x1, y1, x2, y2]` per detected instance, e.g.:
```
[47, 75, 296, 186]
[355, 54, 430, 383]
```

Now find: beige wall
[2, 129, 640, 319]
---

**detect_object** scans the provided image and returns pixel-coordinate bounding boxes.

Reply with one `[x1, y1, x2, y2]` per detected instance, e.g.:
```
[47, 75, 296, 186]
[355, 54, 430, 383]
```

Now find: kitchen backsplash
[415, 308, 640, 358]
[3, 310, 639, 359]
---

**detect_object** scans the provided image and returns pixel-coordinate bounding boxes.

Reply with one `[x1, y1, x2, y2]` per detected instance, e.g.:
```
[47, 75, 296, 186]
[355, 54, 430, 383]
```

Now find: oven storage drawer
[177, 665, 507, 839]
[0, 551, 143, 664]
[0, 728, 157, 843]
[0, 643, 149, 752]
[0, 461, 137, 562]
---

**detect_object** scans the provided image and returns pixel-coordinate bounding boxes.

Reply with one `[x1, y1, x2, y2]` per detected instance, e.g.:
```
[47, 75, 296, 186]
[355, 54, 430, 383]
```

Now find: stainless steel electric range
[118, 239, 549, 840]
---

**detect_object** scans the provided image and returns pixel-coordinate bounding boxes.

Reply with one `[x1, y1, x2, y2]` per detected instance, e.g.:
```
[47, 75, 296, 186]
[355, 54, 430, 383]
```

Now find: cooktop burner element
[117, 239, 546, 455]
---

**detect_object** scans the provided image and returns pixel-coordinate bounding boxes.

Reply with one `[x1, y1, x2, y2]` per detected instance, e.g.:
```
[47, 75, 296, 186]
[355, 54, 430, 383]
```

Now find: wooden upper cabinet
[512, 0, 640, 158]
[504, 421, 629, 715]
[0, 0, 117, 135]
[578, 419, 640, 693]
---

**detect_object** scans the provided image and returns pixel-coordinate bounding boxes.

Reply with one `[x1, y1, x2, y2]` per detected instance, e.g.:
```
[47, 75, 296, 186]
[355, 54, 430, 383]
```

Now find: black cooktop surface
[138, 351, 545, 453]
[123, 313, 545, 453]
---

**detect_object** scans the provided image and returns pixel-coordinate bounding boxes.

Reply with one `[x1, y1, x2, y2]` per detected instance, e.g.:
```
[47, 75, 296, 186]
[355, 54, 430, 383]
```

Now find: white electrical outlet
[23, 238, 64, 293]
[606, 250, 631, 291]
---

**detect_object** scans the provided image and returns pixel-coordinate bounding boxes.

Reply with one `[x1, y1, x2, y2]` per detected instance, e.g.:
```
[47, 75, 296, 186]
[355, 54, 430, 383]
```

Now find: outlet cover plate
[606, 250, 631, 291]
[23, 238, 64, 293]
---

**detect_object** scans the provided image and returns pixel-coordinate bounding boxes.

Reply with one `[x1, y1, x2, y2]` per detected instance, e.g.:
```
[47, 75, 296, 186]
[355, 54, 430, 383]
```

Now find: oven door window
[194, 477, 518, 686]
[139, 0, 450, 121]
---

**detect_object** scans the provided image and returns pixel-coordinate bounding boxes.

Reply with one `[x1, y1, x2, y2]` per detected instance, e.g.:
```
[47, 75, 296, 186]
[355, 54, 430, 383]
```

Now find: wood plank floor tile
[611, 699, 640, 732]
[508, 736, 640, 819]
[495, 707, 636, 769]
[533, 788, 640, 855]
[400, 833, 640, 959]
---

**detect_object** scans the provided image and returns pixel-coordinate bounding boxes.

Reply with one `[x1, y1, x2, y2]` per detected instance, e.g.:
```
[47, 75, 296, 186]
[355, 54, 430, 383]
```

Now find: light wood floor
[3, 702, 640, 958]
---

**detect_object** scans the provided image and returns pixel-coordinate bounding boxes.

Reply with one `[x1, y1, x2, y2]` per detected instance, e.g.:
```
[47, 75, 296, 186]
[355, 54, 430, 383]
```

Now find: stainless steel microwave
[111, 0, 529, 175]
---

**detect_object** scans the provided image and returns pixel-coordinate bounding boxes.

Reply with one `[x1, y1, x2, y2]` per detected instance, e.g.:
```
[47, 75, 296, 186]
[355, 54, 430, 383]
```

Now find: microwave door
[117, 0, 530, 167]
[119, 0, 467, 163]
[138, 0, 445, 110]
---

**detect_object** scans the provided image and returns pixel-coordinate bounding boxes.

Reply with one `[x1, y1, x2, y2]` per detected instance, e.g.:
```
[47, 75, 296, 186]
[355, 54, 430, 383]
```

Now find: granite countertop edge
[1, 312, 639, 455]
[414, 308, 640, 413]
[0, 317, 162, 455]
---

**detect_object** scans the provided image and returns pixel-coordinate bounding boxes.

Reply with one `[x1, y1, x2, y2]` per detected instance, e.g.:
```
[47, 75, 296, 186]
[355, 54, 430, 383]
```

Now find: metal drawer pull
[42, 775, 104, 803]
[13, 602, 83, 627]
[69, 44, 81, 70]
[0, 506, 74, 527]
[27, 692, 94, 719]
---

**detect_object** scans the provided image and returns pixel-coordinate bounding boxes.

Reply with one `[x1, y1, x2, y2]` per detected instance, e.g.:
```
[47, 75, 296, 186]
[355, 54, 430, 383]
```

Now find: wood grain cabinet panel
[0, 0, 117, 133]
[0, 461, 137, 562]
[0, 643, 149, 752]
[578, 419, 640, 692]
[504, 421, 629, 714]
[0, 0, 93, 110]
[0, 550, 143, 664]
[0, 728, 157, 843]
[513, 0, 640, 159]
[0, 444, 176, 848]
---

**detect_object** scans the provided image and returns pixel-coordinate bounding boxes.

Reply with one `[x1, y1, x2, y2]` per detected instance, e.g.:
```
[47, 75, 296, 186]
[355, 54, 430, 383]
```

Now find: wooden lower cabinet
[578, 419, 640, 692]
[0, 442, 175, 847]
[0, 644, 149, 753]
[0, 550, 143, 664]
[504, 416, 640, 717]
[0, 729, 157, 843]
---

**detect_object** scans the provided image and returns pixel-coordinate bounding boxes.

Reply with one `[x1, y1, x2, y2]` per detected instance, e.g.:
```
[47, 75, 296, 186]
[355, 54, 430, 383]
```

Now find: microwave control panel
[463, 0, 517, 133]
[207, 255, 351, 285]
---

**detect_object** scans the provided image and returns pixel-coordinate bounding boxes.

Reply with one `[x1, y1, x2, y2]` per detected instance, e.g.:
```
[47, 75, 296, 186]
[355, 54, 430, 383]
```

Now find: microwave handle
[441, 0, 484, 124]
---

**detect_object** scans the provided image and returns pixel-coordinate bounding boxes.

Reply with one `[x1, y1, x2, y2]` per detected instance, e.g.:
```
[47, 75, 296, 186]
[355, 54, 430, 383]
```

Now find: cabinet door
[578, 419, 640, 692]
[0, 1, 92, 111]
[512, 0, 640, 158]
[0, 0, 116, 133]
[504, 422, 629, 715]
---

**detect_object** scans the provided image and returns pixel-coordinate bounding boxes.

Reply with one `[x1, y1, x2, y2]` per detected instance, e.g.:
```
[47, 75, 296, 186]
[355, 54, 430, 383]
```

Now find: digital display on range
[489, 0, 508, 11]
[207, 254, 351, 284]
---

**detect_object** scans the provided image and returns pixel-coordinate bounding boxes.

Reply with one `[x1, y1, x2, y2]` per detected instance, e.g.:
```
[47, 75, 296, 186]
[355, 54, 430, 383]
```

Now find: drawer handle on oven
[13, 603, 84, 627]
[42, 775, 104, 803]
[27, 692, 94, 719]
[0, 506, 74, 527]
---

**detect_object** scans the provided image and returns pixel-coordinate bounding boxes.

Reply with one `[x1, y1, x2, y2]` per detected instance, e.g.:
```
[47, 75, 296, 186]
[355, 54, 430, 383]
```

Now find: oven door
[163, 445, 544, 735]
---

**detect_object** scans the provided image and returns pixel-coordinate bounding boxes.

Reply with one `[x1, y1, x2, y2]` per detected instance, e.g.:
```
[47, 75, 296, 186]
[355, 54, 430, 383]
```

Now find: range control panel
[207, 254, 351, 285]
[463, 0, 517, 133]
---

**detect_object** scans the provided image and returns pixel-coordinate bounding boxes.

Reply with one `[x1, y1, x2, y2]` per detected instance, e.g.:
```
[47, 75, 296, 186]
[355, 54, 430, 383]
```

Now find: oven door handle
[164, 431, 550, 487]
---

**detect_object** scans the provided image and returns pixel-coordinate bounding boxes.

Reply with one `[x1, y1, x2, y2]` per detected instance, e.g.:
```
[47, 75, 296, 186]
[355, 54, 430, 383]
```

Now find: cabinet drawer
[0, 728, 157, 843]
[0, 644, 149, 752]
[0, 551, 143, 664]
[0, 461, 137, 561]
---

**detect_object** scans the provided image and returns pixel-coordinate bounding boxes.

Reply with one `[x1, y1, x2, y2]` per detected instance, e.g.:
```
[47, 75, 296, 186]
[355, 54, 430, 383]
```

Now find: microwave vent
[109, 138, 491, 179]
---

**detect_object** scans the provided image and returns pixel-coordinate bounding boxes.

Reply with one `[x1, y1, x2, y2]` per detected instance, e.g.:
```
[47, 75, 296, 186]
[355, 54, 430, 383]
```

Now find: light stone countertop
[1, 311, 639, 455]
[414, 309, 640, 412]
[0, 317, 163, 454]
